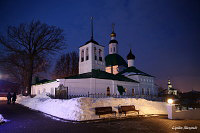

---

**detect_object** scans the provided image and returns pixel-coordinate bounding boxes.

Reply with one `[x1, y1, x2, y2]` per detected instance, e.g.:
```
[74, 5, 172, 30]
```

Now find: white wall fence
[167, 104, 200, 120]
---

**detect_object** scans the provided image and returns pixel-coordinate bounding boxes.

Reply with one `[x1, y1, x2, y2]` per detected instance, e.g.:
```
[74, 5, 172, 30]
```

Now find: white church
[31, 20, 157, 97]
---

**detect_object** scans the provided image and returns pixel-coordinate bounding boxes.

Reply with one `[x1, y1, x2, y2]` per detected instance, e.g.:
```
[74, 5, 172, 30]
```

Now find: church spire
[91, 17, 94, 40]
[110, 23, 116, 39]
[112, 23, 115, 33]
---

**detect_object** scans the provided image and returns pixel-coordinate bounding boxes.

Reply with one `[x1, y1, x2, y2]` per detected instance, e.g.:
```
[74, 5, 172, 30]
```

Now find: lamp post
[167, 99, 173, 104]
[167, 98, 175, 119]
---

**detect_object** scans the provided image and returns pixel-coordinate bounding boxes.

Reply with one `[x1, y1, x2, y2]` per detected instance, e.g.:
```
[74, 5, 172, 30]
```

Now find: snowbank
[16, 93, 167, 121]
[0, 97, 7, 101]
[0, 114, 5, 123]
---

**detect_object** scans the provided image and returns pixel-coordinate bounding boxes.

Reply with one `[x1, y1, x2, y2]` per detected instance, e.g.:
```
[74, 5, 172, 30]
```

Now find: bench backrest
[95, 106, 112, 113]
[121, 105, 136, 111]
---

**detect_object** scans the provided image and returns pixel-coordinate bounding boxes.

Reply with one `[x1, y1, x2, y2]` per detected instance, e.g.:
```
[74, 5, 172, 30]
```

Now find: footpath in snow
[16, 93, 167, 121]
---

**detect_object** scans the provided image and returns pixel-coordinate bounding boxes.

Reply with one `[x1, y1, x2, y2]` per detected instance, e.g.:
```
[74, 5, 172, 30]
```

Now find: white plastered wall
[58, 78, 138, 96]
[123, 74, 157, 96]
[79, 43, 105, 74]
[31, 78, 139, 96]
[167, 104, 200, 120]
[109, 43, 118, 54]
[31, 81, 59, 96]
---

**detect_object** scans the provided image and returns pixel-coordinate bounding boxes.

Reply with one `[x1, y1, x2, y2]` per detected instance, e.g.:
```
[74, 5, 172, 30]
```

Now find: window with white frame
[81, 49, 84, 62]
[132, 88, 134, 96]
[86, 47, 89, 60]
[142, 88, 145, 95]
[94, 47, 97, 60]
[99, 49, 102, 61]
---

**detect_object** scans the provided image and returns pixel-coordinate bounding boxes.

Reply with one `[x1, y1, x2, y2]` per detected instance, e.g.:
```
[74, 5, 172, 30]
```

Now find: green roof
[65, 69, 139, 83]
[105, 54, 128, 67]
[117, 66, 154, 77]
[32, 79, 56, 85]
[79, 39, 104, 48]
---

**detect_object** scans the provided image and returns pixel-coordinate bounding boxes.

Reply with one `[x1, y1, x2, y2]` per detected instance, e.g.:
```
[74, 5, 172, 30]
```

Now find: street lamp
[167, 99, 173, 104]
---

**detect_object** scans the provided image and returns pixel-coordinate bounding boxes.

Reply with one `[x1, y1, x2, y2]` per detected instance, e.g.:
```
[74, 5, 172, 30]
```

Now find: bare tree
[52, 51, 78, 79]
[71, 51, 79, 75]
[0, 52, 49, 92]
[0, 20, 66, 95]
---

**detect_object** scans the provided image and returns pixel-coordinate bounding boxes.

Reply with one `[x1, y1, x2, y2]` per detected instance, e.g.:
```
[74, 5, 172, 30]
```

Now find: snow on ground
[0, 114, 5, 123]
[16, 93, 167, 121]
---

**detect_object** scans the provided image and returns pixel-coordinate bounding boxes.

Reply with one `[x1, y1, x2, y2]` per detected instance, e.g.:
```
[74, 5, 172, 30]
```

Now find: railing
[66, 92, 163, 101]
[68, 94, 88, 99]
[50, 89, 163, 101]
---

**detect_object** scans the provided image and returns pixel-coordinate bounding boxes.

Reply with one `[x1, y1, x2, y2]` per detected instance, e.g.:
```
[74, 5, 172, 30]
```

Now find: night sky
[0, 0, 200, 92]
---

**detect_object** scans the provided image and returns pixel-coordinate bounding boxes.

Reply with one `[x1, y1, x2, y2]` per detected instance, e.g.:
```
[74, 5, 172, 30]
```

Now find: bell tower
[168, 79, 172, 89]
[79, 17, 105, 74]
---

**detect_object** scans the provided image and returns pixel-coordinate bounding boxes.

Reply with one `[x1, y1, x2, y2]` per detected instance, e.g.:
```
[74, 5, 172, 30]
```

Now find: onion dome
[110, 32, 116, 37]
[127, 49, 135, 60]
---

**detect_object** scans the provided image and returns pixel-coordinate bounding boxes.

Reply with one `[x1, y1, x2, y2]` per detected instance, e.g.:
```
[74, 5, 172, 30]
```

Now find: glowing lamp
[167, 99, 173, 104]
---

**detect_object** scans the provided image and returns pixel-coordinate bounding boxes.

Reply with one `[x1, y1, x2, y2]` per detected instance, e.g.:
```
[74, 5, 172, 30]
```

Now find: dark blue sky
[0, 0, 200, 92]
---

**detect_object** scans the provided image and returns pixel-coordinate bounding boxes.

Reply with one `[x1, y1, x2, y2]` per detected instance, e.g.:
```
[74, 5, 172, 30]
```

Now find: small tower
[168, 79, 172, 89]
[79, 17, 105, 74]
[127, 49, 135, 67]
[109, 23, 118, 54]
[167, 79, 177, 95]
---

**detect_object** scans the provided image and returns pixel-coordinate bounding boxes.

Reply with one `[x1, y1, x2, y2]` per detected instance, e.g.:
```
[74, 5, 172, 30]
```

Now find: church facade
[31, 21, 157, 97]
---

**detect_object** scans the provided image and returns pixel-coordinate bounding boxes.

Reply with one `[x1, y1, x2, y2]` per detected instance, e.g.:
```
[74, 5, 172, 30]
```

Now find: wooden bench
[95, 106, 116, 118]
[118, 105, 139, 116]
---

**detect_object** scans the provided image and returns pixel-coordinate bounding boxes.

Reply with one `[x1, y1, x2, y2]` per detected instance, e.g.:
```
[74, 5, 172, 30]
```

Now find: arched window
[124, 88, 127, 92]
[81, 49, 84, 62]
[111, 48, 112, 53]
[113, 47, 115, 52]
[86, 48, 89, 60]
[94, 47, 97, 60]
[99, 49, 102, 61]
[132, 88, 134, 96]
[142, 88, 145, 95]
[148, 88, 150, 95]
[107, 87, 110, 96]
